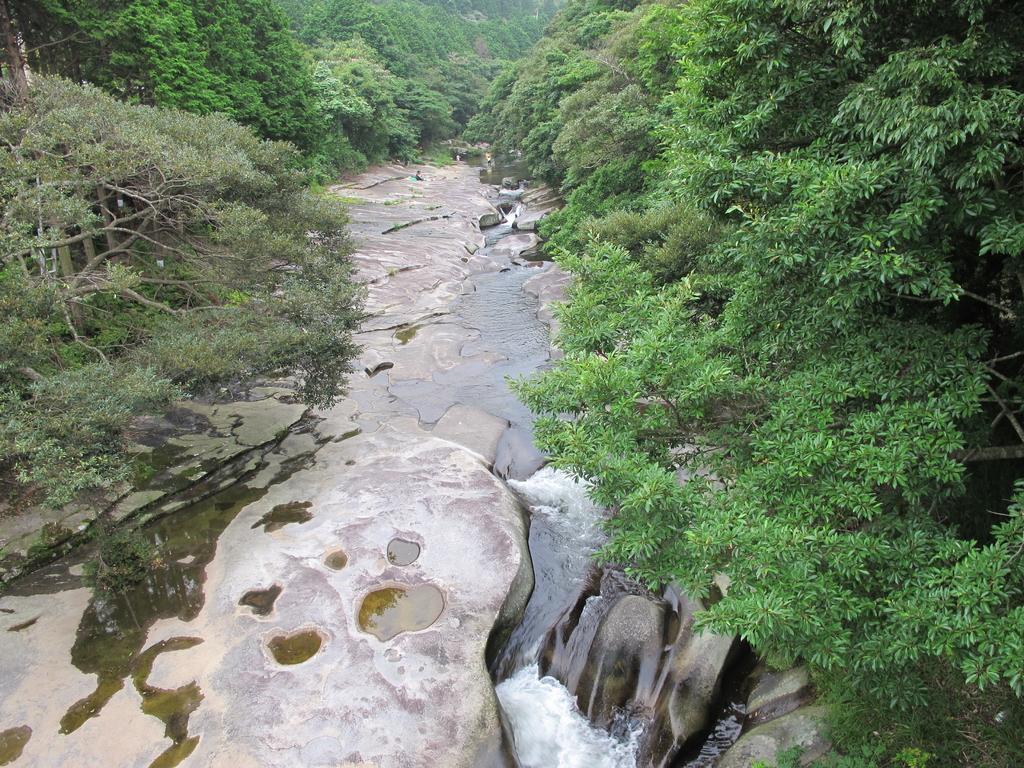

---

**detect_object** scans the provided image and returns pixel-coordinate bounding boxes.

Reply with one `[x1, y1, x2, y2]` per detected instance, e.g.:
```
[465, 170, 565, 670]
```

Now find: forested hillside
[290, 0, 552, 169]
[5, 0, 554, 174]
[473, 0, 1024, 764]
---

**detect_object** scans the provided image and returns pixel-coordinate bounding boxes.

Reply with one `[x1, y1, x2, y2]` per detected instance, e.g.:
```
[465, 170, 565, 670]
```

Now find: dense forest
[472, 0, 1024, 764]
[6, 0, 552, 172]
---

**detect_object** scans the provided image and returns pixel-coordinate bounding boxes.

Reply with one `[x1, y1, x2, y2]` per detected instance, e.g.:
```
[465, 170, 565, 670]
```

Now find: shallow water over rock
[250, 500, 313, 532]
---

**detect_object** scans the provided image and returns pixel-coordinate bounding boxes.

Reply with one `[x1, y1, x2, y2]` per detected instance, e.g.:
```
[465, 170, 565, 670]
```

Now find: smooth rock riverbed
[0, 163, 569, 768]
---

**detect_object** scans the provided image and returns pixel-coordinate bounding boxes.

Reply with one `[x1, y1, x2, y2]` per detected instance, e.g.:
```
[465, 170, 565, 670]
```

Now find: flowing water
[498, 664, 641, 768]
[387, 220, 551, 427]
[492, 468, 641, 768]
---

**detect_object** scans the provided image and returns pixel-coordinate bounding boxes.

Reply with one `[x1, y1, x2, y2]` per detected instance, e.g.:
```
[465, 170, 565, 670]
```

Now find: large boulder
[479, 211, 503, 228]
[746, 666, 814, 726]
[540, 577, 740, 768]
[167, 429, 534, 768]
[640, 590, 738, 768]
[573, 594, 666, 728]
[716, 705, 830, 768]
[432, 404, 510, 464]
[493, 427, 546, 481]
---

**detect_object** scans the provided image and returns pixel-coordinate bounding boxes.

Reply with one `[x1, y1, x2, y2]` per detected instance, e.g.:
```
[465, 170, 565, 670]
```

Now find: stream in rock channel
[0, 160, 751, 768]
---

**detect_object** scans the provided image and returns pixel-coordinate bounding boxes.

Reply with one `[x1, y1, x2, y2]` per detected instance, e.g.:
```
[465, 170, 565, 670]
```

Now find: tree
[0, 77, 362, 504]
[480, 0, 1024, 761]
[5, 0, 319, 148]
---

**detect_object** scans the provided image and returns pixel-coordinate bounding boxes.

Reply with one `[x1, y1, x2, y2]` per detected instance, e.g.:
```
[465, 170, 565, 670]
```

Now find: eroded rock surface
[537, 571, 741, 768]
[140, 430, 532, 768]
[0, 385, 308, 585]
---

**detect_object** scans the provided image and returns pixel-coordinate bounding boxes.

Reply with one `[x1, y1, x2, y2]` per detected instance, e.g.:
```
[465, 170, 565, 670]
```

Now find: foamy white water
[503, 202, 524, 225]
[497, 469, 638, 767]
[508, 467, 604, 540]
[497, 664, 639, 768]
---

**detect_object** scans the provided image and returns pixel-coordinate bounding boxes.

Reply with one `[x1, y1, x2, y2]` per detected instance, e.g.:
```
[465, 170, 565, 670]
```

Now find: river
[0, 161, 648, 768]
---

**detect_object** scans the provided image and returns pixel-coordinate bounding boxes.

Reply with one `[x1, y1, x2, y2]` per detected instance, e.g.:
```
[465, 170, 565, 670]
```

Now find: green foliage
[0, 364, 180, 506]
[819, 658, 1024, 768]
[293, 0, 551, 173]
[8, 0, 549, 175]
[490, 0, 1024, 763]
[0, 78, 362, 504]
[13, 0, 319, 149]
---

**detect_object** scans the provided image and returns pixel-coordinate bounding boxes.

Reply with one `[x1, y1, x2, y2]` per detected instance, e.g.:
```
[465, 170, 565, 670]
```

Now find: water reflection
[61, 482, 266, 735]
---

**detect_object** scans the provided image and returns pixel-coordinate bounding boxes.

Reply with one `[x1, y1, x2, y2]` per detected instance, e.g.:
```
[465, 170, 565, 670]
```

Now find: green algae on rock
[238, 585, 283, 616]
[60, 482, 267, 735]
[0, 726, 31, 766]
[132, 637, 205, 768]
[394, 325, 421, 345]
[324, 550, 348, 570]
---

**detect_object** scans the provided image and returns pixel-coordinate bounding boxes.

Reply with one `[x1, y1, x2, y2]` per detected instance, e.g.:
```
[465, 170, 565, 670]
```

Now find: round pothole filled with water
[357, 584, 444, 641]
[324, 549, 348, 570]
[386, 538, 421, 566]
[266, 629, 323, 665]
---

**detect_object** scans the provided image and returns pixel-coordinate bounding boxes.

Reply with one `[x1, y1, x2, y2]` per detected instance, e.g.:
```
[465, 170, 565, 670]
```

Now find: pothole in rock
[251, 501, 313, 532]
[324, 549, 348, 570]
[394, 325, 421, 345]
[358, 584, 444, 641]
[0, 726, 31, 766]
[267, 629, 324, 665]
[239, 584, 283, 616]
[386, 538, 421, 566]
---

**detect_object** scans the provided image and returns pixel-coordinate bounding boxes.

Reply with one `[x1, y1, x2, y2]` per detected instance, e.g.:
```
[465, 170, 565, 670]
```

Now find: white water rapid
[496, 467, 640, 768]
[504, 202, 524, 225]
[497, 664, 641, 768]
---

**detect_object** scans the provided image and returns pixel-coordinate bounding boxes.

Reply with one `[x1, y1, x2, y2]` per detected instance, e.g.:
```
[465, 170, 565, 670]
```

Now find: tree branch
[956, 445, 1024, 462]
[986, 383, 1024, 443]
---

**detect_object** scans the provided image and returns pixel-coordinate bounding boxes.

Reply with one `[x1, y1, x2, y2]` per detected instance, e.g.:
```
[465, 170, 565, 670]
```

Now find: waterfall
[503, 202, 523, 226]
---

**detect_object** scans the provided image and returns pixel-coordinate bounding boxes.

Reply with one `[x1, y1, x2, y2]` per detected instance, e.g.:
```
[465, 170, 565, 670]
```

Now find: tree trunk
[96, 185, 118, 252]
[58, 241, 84, 330]
[0, 0, 27, 97]
[956, 445, 1024, 462]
